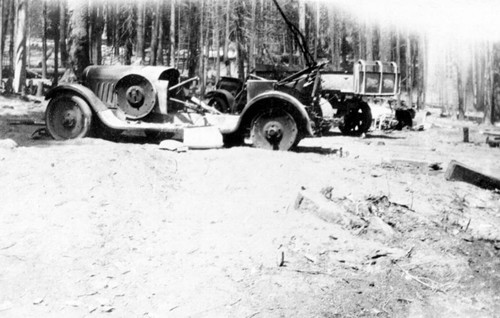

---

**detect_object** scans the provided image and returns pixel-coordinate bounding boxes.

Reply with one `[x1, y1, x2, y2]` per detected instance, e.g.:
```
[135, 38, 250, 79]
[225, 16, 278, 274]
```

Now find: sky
[325, 0, 499, 43]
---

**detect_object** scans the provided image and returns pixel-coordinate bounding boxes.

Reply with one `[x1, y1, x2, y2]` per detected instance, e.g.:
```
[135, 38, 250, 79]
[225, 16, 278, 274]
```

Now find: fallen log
[445, 160, 500, 191]
[295, 189, 365, 229]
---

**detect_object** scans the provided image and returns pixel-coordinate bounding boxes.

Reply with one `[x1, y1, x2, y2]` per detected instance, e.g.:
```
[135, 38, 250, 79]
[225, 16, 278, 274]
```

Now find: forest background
[1, 0, 499, 124]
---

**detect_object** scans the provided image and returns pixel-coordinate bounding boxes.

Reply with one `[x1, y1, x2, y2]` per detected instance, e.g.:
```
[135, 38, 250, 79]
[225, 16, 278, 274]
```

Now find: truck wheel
[339, 101, 372, 136]
[45, 94, 92, 140]
[250, 109, 298, 151]
[208, 96, 229, 113]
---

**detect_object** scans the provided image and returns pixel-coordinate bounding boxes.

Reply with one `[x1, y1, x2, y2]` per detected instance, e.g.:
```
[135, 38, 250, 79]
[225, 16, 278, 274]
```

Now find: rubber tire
[339, 101, 372, 136]
[250, 109, 298, 151]
[45, 94, 93, 140]
[208, 96, 229, 113]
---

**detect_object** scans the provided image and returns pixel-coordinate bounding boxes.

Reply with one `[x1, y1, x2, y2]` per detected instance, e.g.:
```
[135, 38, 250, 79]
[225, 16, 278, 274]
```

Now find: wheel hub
[126, 86, 145, 108]
[62, 111, 76, 129]
[264, 122, 283, 142]
[250, 111, 298, 151]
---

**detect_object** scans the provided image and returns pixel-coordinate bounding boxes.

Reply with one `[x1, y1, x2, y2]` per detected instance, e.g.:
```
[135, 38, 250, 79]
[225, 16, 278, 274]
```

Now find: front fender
[204, 89, 235, 111]
[234, 91, 314, 137]
[45, 83, 108, 113]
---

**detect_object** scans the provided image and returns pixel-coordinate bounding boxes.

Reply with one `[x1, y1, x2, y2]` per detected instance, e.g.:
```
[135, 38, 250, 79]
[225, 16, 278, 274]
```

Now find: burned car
[44, 64, 328, 151]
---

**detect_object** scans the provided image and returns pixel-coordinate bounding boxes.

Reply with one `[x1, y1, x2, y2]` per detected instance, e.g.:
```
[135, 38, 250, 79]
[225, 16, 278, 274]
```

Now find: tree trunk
[235, 3, 245, 81]
[187, 2, 199, 78]
[314, 1, 319, 61]
[329, 6, 340, 70]
[41, 0, 48, 79]
[53, 1, 60, 85]
[366, 23, 373, 61]
[484, 41, 494, 124]
[105, 1, 113, 47]
[471, 44, 478, 110]
[214, 0, 220, 82]
[59, 0, 68, 68]
[456, 63, 465, 120]
[8, 0, 15, 77]
[113, 2, 120, 57]
[65, 0, 89, 82]
[156, 0, 164, 65]
[0, 0, 4, 85]
[298, 0, 306, 66]
[405, 31, 412, 108]
[223, 0, 230, 76]
[248, 0, 256, 73]
[150, 0, 159, 66]
[199, 0, 205, 93]
[13, 0, 28, 94]
[378, 24, 391, 62]
[396, 27, 401, 107]
[417, 35, 427, 110]
[136, 2, 145, 64]
[89, 1, 104, 66]
[169, 0, 175, 66]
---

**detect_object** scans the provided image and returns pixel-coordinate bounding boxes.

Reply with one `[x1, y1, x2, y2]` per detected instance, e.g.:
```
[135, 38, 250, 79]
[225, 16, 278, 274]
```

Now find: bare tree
[365, 23, 373, 61]
[235, 1, 245, 81]
[328, 5, 340, 70]
[8, 0, 15, 79]
[169, 0, 175, 66]
[89, 1, 104, 66]
[41, 0, 47, 79]
[53, 0, 60, 85]
[455, 62, 465, 120]
[298, 0, 305, 66]
[60, 0, 68, 68]
[199, 0, 205, 92]
[214, 0, 220, 82]
[313, 0, 319, 60]
[156, 0, 164, 65]
[248, 0, 256, 73]
[150, 0, 160, 66]
[223, 0, 230, 76]
[0, 0, 4, 86]
[136, 2, 145, 64]
[13, 0, 28, 93]
[416, 35, 427, 109]
[187, 2, 199, 78]
[484, 41, 494, 124]
[405, 31, 413, 108]
[113, 2, 119, 58]
[63, 0, 89, 82]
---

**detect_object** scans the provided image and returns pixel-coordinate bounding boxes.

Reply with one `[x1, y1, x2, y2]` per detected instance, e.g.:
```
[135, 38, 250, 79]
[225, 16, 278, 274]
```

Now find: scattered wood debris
[445, 160, 500, 191]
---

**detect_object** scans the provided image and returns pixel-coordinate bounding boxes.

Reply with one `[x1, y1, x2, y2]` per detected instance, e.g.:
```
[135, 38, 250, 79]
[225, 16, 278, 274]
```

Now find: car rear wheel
[339, 101, 372, 136]
[45, 94, 93, 140]
[207, 96, 229, 113]
[250, 109, 298, 151]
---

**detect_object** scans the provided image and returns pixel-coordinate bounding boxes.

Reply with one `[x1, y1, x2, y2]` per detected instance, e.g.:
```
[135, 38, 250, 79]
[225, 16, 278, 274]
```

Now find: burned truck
[205, 0, 400, 136]
[205, 59, 400, 136]
[44, 64, 326, 151]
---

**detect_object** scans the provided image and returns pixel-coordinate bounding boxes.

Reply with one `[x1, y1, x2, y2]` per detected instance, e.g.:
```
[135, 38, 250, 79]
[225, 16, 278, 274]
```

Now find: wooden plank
[445, 160, 500, 191]
[482, 129, 500, 137]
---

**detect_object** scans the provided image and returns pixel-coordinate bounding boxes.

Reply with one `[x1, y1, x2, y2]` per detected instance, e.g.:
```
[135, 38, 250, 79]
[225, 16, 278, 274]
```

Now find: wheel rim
[46, 96, 91, 140]
[250, 110, 297, 151]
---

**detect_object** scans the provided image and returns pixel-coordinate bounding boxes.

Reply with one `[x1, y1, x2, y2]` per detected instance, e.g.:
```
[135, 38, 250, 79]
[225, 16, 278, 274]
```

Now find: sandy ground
[0, 95, 499, 317]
